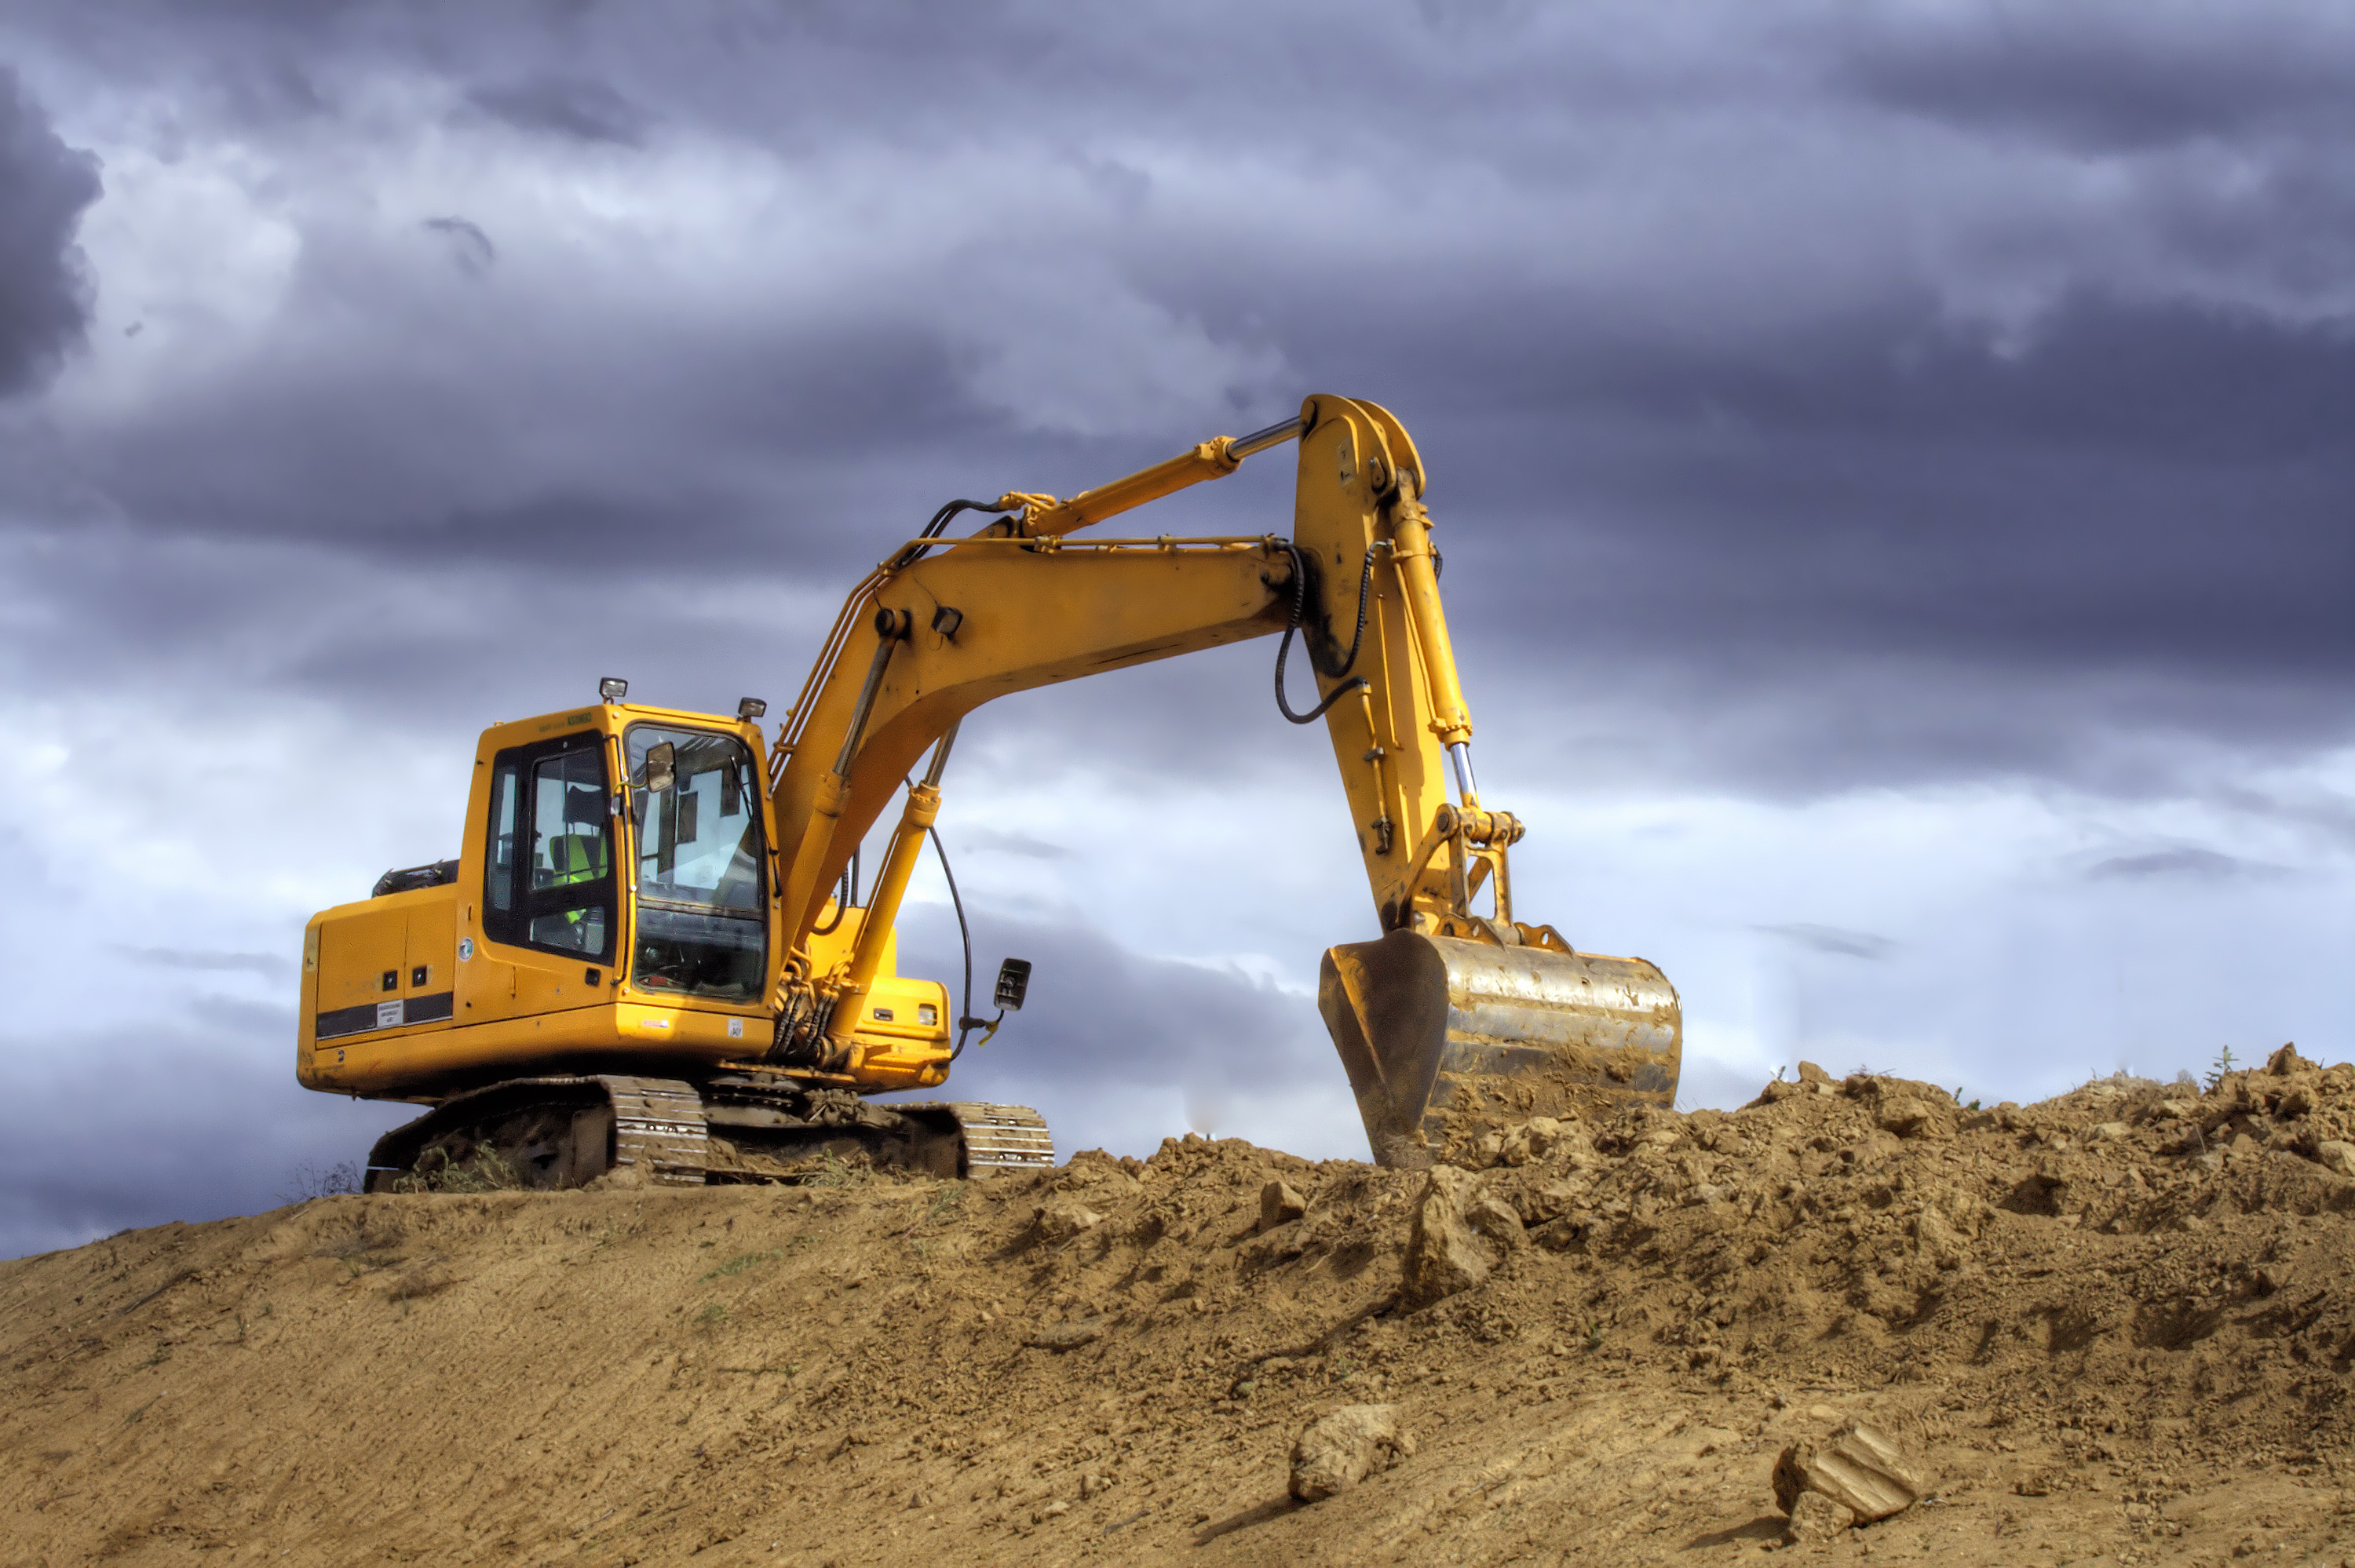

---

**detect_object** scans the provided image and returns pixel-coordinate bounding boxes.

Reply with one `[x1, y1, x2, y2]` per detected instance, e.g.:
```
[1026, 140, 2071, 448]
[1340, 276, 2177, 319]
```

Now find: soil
[9, 1050, 2355, 1566]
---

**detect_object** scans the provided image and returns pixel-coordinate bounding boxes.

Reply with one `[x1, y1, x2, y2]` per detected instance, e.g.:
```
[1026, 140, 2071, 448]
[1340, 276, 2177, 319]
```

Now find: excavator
[296, 396, 1681, 1188]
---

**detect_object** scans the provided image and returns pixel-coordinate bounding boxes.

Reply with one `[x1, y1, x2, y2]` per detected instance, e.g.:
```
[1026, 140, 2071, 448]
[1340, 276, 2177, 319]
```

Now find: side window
[483, 738, 612, 961]
[528, 748, 612, 956]
[484, 757, 520, 932]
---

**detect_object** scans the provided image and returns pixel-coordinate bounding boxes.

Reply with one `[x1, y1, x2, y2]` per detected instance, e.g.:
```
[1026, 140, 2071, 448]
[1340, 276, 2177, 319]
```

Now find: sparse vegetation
[389, 1143, 527, 1194]
[2207, 1046, 2239, 1090]
[278, 1161, 363, 1203]
[701, 1249, 784, 1282]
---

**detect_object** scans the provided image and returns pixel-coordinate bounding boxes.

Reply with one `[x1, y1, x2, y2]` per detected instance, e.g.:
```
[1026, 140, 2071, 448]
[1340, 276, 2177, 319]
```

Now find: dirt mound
[9, 1049, 2355, 1565]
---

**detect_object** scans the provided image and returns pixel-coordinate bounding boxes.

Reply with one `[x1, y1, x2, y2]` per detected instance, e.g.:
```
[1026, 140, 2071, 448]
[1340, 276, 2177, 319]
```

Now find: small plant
[1583, 1318, 1604, 1352]
[2205, 1046, 2238, 1091]
[805, 1149, 875, 1189]
[696, 1302, 729, 1326]
[389, 1143, 527, 1194]
[701, 1249, 783, 1282]
[278, 1161, 363, 1203]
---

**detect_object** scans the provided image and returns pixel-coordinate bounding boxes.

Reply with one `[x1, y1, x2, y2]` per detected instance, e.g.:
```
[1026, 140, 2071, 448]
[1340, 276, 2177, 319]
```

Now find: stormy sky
[0, 2, 2348, 1257]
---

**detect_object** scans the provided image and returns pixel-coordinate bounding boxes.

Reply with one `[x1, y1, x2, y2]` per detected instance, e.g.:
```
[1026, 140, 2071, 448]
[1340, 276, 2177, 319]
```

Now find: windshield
[626, 725, 765, 1001]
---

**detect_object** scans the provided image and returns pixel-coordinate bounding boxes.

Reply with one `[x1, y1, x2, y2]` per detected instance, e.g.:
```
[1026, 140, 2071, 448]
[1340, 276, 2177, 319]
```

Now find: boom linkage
[761, 396, 1529, 1079]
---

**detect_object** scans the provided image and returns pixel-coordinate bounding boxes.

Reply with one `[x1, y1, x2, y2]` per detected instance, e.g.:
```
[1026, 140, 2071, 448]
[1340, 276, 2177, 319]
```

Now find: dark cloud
[1758, 923, 1897, 961]
[119, 946, 294, 981]
[2087, 846, 2287, 883]
[0, 67, 100, 396]
[882, 904, 1349, 1154]
[0, 1026, 409, 1260]
[421, 214, 495, 275]
[466, 75, 648, 146]
[1839, 7, 2355, 153]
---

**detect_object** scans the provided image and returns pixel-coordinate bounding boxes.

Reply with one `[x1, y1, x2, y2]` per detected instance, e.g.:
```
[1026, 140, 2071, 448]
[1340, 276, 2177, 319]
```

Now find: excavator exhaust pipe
[1320, 932, 1681, 1168]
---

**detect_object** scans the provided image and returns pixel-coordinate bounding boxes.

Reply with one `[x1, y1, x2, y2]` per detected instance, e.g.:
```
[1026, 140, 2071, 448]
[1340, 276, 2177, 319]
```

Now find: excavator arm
[766, 394, 1680, 1165]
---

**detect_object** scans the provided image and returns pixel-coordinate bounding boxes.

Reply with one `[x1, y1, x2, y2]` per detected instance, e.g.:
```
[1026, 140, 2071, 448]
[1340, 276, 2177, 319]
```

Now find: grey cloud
[1758, 923, 1897, 961]
[119, 946, 294, 981]
[466, 75, 648, 146]
[880, 905, 1345, 1155]
[0, 67, 100, 396]
[422, 215, 495, 275]
[1839, 6, 2355, 153]
[954, 828, 1076, 862]
[2087, 846, 2287, 883]
[0, 1027, 409, 1260]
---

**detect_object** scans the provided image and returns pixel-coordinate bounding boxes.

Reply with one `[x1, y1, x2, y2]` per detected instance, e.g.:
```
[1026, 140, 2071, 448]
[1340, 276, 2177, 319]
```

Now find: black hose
[929, 824, 980, 1059]
[889, 498, 1013, 570]
[1273, 542, 1374, 725]
[809, 844, 860, 936]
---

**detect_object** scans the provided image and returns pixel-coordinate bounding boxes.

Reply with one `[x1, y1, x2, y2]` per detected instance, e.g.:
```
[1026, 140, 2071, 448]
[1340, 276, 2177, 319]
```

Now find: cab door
[463, 731, 619, 1026]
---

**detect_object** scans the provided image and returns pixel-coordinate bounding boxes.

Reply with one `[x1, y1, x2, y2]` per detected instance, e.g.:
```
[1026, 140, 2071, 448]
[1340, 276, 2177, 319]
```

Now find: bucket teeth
[1320, 931, 1680, 1167]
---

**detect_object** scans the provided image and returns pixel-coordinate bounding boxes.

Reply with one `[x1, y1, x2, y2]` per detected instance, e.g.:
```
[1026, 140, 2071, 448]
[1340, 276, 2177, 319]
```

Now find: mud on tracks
[8, 1050, 2355, 1565]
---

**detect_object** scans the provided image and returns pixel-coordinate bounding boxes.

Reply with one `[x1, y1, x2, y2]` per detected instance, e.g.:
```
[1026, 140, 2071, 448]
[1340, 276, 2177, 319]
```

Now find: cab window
[483, 735, 614, 962]
[626, 725, 764, 999]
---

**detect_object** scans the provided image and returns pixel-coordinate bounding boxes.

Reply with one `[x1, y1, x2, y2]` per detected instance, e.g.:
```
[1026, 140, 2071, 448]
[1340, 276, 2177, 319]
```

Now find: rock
[1499, 1116, 1566, 1167]
[1402, 1167, 1501, 1307]
[1033, 1196, 1104, 1243]
[1773, 1420, 1930, 1524]
[1258, 1180, 1307, 1232]
[1796, 1061, 1834, 1085]
[1466, 1194, 1526, 1248]
[2268, 1043, 2313, 1077]
[1784, 1490, 1850, 1544]
[2090, 1121, 2130, 1143]
[1288, 1404, 1414, 1502]
[1024, 1318, 1105, 1352]
[2315, 1140, 2355, 1178]
[1877, 1098, 1938, 1139]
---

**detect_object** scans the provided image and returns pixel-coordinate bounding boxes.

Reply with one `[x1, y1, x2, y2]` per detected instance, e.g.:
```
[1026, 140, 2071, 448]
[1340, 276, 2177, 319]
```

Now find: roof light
[737, 697, 767, 720]
[599, 677, 628, 703]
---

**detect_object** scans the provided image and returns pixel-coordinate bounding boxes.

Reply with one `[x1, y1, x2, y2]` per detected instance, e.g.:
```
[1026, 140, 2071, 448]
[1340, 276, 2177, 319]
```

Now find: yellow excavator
[297, 395, 1681, 1188]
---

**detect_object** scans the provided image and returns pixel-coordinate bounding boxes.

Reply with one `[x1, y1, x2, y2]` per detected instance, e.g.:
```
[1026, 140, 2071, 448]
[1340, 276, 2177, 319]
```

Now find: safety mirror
[644, 741, 675, 795]
[994, 957, 1031, 1012]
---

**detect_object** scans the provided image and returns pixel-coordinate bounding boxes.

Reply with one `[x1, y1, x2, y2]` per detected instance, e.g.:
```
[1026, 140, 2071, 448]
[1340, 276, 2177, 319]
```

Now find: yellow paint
[298, 396, 1512, 1108]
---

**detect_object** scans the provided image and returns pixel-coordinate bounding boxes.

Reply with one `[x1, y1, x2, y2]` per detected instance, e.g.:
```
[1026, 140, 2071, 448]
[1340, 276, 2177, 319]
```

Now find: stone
[1258, 1179, 1308, 1231]
[1499, 1116, 1566, 1167]
[1774, 1420, 1930, 1524]
[1401, 1167, 1499, 1307]
[2090, 1121, 2130, 1142]
[2316, 1140, 2355, 1178]
[1289, 1404, 1414, 1502]
[1466, 1194, 1526, 1248]
[2268, 1043, 2314, 1077]
[1033, 1195, 1104, 1243]
[1024, 1318, 1105, 1352]
[1796, 1061, 1834, 1085]
[1876, 1098, 1938, 1139]
[1784, 1490, 1850, 1544]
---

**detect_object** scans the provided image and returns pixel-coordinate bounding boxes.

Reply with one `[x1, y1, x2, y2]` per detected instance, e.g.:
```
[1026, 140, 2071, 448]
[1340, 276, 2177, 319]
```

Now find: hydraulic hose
[1274, 541, 1376, 725]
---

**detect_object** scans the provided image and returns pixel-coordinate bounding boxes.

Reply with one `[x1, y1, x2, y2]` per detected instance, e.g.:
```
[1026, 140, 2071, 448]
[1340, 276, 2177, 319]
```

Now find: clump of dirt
[7, 1048, 2355, 1566]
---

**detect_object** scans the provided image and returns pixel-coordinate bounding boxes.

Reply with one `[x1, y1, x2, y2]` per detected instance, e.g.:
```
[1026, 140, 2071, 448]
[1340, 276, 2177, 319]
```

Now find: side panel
[302, 885, 460, 1089]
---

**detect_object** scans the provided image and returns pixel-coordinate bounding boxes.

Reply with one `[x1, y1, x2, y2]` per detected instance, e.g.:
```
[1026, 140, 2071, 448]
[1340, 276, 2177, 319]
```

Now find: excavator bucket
[1320, 931, 1681, 1167]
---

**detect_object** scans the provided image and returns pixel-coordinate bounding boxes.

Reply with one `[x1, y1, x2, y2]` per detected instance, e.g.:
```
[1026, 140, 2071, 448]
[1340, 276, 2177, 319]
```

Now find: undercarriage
[362, 1073, 1053, 1191]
